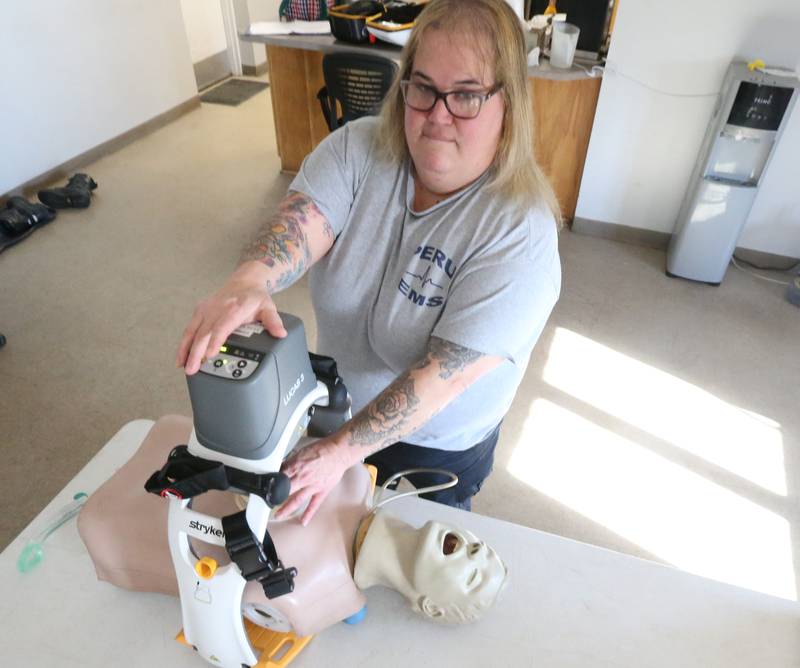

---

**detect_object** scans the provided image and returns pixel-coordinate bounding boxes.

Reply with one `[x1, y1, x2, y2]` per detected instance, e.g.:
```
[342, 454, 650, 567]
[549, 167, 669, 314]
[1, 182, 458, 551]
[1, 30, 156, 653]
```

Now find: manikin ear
[415, 596, 447, 621]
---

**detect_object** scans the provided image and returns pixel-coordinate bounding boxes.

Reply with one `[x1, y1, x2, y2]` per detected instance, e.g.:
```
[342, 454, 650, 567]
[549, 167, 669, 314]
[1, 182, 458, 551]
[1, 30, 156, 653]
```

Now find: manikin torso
[79, 415, 369, 637]
[79, 415, 508, 636]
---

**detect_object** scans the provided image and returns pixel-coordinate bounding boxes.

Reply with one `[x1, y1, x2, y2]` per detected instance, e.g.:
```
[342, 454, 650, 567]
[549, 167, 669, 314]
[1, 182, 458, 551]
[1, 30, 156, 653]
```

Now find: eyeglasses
[399, 80, 502, 120]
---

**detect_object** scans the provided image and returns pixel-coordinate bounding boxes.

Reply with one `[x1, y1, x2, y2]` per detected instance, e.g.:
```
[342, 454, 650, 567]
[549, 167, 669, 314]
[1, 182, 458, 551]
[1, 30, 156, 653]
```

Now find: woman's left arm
[277, 337, 503, 524]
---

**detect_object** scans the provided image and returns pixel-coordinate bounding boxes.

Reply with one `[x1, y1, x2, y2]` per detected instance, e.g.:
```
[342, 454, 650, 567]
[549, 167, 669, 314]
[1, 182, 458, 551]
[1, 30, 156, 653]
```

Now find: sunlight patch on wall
[542, 327, 786, 495]
[507, 399, 796, 600]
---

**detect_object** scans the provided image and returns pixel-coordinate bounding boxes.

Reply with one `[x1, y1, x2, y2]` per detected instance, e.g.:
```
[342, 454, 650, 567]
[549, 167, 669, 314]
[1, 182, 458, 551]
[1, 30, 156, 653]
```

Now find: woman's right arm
[176, 191, 335, 374]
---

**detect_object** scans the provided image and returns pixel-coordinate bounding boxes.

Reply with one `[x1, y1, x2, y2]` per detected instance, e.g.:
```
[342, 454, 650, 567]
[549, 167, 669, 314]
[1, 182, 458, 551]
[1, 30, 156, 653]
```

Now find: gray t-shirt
[290, 117, 560, 451]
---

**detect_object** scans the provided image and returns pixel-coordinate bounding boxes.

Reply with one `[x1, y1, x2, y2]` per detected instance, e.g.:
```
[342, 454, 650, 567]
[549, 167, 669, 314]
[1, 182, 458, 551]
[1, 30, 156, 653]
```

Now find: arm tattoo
[427, 336, 485, 380]
[345, 340, 484, 449]
[321, 217, 335, 242]
[347, 371, 420, 448]
[240, 192, 324, 291]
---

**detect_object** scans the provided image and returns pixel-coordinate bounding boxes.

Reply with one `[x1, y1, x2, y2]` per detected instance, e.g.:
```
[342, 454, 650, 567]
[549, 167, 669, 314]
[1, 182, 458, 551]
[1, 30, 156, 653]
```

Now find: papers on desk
[248, 21, 331, 36]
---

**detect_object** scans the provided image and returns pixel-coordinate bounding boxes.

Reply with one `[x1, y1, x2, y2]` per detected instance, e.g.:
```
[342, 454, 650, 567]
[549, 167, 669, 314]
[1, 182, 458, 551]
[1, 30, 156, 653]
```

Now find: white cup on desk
[549, 22, 580, 69]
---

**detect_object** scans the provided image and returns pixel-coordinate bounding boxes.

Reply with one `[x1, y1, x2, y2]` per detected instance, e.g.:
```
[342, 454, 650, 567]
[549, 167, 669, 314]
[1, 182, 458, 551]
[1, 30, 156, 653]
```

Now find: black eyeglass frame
[399, 80, 503, 119]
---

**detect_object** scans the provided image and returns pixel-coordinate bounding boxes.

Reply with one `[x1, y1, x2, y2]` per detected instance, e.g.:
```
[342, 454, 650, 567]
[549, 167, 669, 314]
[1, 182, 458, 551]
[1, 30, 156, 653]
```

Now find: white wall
[180, 0, 229, 63]
[575, 0, 800, 257]
[235, 0, 277, 69]
[0, 0, 197, 197]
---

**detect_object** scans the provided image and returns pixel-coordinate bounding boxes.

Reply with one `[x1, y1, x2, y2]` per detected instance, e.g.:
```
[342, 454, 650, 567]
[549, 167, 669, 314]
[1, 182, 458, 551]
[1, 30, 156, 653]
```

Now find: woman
[176, 0, 561, 524]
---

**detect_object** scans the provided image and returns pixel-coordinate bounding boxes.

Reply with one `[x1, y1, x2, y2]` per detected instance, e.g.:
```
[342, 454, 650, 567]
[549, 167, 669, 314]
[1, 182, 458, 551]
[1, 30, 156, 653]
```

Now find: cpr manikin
[354, 513, 507, 624]
[78, 416, 508, 636]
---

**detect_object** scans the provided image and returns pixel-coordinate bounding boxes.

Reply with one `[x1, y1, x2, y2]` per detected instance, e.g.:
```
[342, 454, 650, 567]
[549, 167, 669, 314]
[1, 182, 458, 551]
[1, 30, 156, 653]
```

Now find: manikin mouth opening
[443, 532, 461, 555]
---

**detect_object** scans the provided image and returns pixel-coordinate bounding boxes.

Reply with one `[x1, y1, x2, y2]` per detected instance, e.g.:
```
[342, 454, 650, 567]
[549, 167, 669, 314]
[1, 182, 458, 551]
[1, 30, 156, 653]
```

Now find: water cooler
[666, 61, 799, 284]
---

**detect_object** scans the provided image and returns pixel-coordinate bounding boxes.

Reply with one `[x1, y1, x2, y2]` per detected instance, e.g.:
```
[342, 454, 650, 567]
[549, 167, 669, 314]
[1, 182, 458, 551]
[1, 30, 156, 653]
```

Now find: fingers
[259, 307, 287, 339]
[273, 487, 326, 526]
[300, 493, 325, 526]
[273, 489, 308, 521]
[178, 302, 216, 375]
[280, 455, 304, 480]
[184, 330, 212, 376]
[203, 300, 248, 362]
[178, 286, 279, 375]
[176, 310, 204, 368]
[275, 443, 339, 525]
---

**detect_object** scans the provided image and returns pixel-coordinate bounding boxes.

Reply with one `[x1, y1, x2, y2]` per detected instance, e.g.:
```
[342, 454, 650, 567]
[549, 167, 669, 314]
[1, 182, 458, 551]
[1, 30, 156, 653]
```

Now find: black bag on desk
[328, 2, 386, 43]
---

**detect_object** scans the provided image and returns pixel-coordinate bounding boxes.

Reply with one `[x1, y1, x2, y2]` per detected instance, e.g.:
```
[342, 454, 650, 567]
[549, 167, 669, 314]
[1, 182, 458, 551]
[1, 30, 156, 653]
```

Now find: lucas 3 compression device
[145, 313, 350, 668]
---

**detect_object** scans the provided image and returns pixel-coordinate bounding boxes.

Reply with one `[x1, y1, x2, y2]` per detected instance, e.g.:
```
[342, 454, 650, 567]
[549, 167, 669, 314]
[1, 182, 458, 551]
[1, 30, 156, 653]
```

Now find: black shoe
[38, 173, 98, 209]
[0, 197, 56, 236]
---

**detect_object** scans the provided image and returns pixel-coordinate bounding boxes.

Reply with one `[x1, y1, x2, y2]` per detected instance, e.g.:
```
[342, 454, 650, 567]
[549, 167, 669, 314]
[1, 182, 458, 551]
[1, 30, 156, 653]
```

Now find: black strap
[145, 447, 297, 599]
[222, 511, 297, 599]
[144, 446, 228, 499]
[309, 352, 350, 412]
[309, 352, 340, 386]
[144, 445, 289, 506]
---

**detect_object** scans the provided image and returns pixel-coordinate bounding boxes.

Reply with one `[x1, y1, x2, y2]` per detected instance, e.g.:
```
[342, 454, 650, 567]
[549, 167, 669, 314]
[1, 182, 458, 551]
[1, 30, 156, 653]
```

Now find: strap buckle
[144, 446, 290, 507]
[258, 567, 298, 599]
[222, 511, 296, 599]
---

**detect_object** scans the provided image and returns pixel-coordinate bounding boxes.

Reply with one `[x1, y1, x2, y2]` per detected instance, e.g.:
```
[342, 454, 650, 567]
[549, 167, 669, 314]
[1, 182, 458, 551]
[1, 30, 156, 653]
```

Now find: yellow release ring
[195, 556, 218, 579]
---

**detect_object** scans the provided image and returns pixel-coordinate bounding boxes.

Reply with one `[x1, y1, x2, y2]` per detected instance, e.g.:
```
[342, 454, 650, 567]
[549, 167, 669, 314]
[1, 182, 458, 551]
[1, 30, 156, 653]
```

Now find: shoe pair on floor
[0, 197, 56, 238]
[0, 173, 97, 248]
[37, 172, 98, 210]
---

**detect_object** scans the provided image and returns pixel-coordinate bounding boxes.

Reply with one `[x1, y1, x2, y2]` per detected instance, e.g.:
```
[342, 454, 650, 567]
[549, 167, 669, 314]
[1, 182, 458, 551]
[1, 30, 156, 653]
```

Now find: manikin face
[404, 28, 505, 201]
[411, 520, 508, 623]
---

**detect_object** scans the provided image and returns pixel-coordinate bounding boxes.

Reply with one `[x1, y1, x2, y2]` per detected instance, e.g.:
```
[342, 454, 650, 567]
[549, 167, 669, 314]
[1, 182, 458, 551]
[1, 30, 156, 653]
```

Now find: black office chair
[317, 52, 399, 132]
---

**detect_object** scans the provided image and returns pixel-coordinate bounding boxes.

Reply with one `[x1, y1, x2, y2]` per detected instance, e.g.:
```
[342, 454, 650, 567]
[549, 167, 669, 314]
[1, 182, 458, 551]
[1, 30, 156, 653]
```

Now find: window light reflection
[507, 399, 796, 600]
[542, 327, 786, 495]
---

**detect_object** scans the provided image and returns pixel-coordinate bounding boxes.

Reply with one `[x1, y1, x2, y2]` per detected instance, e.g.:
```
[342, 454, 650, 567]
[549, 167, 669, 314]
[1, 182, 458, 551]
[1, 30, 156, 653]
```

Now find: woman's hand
[176, 261, 287, 375]
[276, 438, 355, 525]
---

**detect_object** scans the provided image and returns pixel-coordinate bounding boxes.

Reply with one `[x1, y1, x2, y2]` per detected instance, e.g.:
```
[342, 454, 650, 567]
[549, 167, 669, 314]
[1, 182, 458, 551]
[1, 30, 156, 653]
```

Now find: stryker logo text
[189, 520, 224, 538]
[283, 373, 305, 406]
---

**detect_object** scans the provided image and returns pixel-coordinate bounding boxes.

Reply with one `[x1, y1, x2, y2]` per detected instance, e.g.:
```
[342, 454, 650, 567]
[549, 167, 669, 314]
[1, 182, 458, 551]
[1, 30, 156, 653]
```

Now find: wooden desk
[243, 34, 602, 222]
[2, 419, 799, 667]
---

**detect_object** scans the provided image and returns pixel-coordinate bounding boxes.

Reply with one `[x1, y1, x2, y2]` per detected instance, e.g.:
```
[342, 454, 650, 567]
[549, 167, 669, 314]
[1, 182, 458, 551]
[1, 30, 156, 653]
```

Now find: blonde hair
[377, 0, 561, 223]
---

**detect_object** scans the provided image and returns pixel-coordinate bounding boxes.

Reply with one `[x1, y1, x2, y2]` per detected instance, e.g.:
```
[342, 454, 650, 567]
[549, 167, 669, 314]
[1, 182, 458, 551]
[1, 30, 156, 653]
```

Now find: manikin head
[411, 520, 508, 623]
[354, 511, 508, 624]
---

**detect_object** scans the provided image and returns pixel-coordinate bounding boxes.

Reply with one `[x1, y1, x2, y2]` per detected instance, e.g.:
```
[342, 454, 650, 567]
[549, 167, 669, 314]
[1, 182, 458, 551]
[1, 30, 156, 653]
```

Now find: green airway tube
[17, 492, 89, 574]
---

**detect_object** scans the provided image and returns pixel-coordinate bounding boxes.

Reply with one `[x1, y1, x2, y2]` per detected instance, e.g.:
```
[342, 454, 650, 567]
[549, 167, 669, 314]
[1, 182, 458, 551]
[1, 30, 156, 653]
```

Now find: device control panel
[199, 343, 264, 380]
[727, 81, 794, 132]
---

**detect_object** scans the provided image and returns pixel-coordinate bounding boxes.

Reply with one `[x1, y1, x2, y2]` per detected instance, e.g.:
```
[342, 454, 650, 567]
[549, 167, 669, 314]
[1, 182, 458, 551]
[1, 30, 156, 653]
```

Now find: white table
[2, 420, 799, 667]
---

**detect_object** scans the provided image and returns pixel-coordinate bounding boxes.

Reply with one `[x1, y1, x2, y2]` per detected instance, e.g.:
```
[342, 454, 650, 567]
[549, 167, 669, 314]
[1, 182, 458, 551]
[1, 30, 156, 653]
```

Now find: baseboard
[1, 96, 201, 202]
[733, 246, 800, 269]
[572, 216, 800, 266]
[242, 62, 268, 77]
[195, 50, 231, 91]
[572, 217, 671, 250]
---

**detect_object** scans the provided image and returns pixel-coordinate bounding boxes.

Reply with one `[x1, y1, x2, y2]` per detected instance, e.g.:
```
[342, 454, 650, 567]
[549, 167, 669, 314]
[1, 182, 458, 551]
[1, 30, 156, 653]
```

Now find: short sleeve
[432, 211, 561, 366]
[289, 117, 378, 236]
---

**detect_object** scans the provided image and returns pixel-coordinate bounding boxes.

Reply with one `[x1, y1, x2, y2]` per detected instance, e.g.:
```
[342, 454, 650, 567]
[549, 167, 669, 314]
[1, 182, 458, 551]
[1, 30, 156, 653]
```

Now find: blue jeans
[364, 423, 501, 511]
